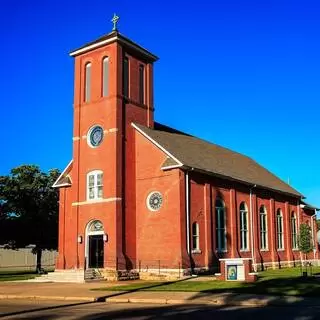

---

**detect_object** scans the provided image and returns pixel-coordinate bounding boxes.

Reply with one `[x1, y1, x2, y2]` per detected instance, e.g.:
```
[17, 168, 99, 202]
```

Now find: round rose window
[88, 126, 104, 147]
[147, 191, 163, 211]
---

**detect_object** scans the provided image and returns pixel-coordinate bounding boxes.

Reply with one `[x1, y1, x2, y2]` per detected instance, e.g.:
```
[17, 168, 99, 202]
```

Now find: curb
[105, 297, 264, 306]
[0, 294, 316, 307]
[0, 295, 97, 302]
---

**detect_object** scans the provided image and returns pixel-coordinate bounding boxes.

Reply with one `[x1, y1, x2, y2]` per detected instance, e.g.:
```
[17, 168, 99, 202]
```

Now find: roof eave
[52, 160, 73, 188]
[183, 166, 303, 199]
[70, 32, 158, 62]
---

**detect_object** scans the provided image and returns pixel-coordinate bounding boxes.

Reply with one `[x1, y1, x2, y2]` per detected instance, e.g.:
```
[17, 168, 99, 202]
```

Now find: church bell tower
[56, 15, 158, 272]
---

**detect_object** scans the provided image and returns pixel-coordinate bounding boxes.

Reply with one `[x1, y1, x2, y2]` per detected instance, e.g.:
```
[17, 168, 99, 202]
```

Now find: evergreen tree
[298, 223, 313, 274]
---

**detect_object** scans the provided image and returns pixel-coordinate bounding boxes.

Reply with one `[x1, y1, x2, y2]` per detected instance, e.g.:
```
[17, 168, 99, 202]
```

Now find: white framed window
[84, 62, 92, 102]
[291, 211, 298, 249]
[259, 205, 268, 250]
[239, 202, 248, 251]
[87, 170, 103, 200]
[276, 209, 284, 250]
[215, 198, 226, 252]
[192, 222, 200, 252]
[102, 57, 109, 97]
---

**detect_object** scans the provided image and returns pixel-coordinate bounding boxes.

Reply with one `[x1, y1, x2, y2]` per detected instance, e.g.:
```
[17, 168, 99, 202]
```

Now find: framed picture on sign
[227, 265, 237, 280]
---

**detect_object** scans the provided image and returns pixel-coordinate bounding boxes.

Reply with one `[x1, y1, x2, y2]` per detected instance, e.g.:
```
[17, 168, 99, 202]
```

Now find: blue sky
[1, 0, 319, 206]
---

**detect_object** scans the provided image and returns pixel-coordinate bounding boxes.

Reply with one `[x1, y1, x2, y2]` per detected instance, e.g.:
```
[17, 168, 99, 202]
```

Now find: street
[1, 300, 320, 319]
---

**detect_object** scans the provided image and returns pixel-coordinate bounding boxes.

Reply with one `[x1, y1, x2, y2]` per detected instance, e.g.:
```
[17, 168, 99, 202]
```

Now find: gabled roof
[133, 122, 303, 198]
[52, 160, 73, 188]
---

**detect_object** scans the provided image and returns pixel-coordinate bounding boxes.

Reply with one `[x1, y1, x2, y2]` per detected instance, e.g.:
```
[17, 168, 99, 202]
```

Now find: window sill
[260, 249, 269, 252]
[87, 198, 103, 202]
[277, 249, 285, 251]
[216, 250, 228, 253]
[292, 248, 299, 251]
[240, 249, 250, 252]
[191, 249, 202, 254]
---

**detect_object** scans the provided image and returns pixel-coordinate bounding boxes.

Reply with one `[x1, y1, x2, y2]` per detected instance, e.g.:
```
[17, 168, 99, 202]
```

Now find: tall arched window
[87, 170, 103, 200]
[239, 202, 248, 250]
[123, 56, 129, 97]
[192, 222, 200, 252]
[291, 211, 298, 249]
[139, 64, 145, 104]
[276, 209, 284, 249]
[259, 205, 268, 250]
[102, 57, 109, 97]
[84, 62, 92, 102]
[215, 198, 226, 251]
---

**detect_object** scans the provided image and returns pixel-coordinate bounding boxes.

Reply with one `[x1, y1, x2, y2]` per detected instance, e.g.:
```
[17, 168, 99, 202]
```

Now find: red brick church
[53, 19, 319, 280]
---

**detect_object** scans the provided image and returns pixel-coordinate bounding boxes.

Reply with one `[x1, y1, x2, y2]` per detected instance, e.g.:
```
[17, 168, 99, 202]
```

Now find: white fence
[0, 248, 57, 271]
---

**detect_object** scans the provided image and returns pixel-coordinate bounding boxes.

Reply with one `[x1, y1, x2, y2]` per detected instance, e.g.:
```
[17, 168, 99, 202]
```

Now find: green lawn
[0, 270, 40, 282]
[92, 267, 320, 297]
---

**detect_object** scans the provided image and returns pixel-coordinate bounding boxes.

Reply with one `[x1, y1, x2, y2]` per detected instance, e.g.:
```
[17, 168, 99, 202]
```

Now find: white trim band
[72, 197, 122, 206]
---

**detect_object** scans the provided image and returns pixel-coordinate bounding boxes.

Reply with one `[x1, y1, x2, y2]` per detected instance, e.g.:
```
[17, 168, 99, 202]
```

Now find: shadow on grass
[187, 275, 320, 307]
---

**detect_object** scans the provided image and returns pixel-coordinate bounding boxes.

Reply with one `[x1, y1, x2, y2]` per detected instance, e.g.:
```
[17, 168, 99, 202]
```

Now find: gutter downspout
[312, 209, 317, 261]
[250, 184, 257, 272]
[186, 171, 190, 256]
[297, 199, 302, 264]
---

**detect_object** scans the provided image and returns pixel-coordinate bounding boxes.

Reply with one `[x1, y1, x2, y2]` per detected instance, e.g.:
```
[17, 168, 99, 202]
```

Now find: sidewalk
[0, 281, 318, 307]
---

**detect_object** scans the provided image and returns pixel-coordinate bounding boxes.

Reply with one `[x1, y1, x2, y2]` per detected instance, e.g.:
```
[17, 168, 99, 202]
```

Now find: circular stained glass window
[147, 191, 163, 212]
[88, 126, 104, 147]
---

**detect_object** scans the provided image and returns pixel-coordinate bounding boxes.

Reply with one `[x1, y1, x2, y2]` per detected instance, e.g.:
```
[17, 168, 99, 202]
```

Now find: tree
[0, 165, 60, 272]
[316, 219, 320, 231]
[298, 223, 313, 275]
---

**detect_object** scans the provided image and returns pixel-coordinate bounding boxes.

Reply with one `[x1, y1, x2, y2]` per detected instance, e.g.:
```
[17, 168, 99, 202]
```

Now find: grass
[0, 269, 46, 282]
[92, 266, 320, 297]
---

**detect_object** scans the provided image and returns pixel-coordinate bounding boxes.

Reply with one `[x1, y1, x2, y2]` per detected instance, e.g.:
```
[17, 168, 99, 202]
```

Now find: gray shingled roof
[134, 122, 303, 198]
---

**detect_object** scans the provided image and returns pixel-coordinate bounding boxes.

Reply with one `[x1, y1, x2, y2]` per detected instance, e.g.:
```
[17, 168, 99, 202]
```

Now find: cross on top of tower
[111, 13, 119, 31]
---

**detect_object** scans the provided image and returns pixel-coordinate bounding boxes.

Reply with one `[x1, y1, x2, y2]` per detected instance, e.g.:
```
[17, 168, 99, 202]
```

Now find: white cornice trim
[131, 123, 183, 167]
[70, 35, 157, 61]
[54, 182, 72, 188]
[72, 197, 122, 206]
[52, 160, 73, 188]
[161, 164, 183, 170]
[70, 36, 117, 57]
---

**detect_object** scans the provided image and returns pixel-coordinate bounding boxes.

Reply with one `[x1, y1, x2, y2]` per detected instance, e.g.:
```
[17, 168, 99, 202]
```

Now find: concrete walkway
[0, 281, 318, 307]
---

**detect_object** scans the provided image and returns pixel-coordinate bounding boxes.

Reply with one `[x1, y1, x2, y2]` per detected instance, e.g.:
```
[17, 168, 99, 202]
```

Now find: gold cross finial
[111, 13, 119, 31]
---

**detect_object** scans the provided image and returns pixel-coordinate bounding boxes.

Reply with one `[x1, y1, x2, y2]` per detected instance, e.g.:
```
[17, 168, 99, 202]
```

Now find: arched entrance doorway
[85, 220, 104, 268]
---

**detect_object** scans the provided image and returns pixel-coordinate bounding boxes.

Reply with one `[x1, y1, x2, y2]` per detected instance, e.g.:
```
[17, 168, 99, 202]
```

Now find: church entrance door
[88, 235, 104, 268]
[85, 220, 105, 269]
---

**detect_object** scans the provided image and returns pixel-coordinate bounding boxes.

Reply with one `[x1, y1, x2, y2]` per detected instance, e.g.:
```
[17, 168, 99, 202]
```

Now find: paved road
[1, 300, 320, 319]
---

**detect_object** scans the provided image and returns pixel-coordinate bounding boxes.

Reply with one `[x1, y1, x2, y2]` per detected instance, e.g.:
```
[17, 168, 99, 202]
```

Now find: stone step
[28, 270, 85, 283]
